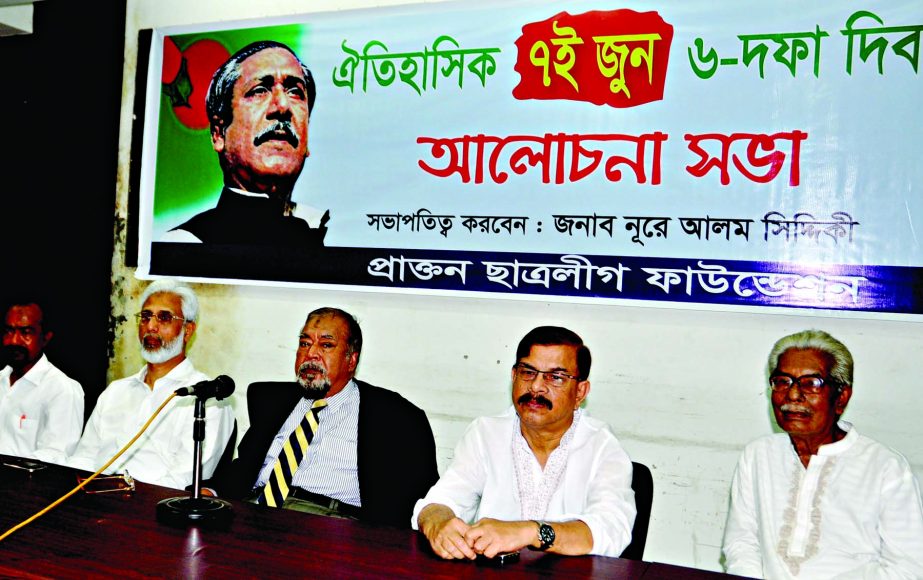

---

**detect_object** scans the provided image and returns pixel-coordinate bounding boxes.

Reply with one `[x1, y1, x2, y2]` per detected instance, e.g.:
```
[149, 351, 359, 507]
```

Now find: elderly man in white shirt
[0, 300, 83, 464]
[414, 326, 635, 560]
[68, 280, 234, 490]
[723, 329, 923, 578]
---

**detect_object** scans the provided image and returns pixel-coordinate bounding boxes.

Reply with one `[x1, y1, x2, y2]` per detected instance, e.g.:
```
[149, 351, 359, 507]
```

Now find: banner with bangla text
[136, 0, 923, 316]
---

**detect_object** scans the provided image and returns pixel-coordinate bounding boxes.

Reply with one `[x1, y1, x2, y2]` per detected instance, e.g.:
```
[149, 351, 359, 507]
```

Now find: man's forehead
[239, 48, 305, 83]
[519, 343, 579, 365]
[776, 347, 833, 373]
[301, 314, 348, 337]
[4, 304, 43, 327]
[142, 292, 182, 311]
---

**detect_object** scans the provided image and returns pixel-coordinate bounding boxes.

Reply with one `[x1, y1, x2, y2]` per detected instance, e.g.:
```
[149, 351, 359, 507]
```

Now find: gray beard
[296, 362, 331, 397]
[141, 333, 184, 364]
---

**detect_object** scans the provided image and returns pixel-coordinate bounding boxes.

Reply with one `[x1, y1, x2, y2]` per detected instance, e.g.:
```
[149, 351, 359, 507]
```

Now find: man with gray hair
[723, 329, 923, 578]
[68, 280, 235, 490]
[165, 40, 328, 246]
[211, 307, 437, 527]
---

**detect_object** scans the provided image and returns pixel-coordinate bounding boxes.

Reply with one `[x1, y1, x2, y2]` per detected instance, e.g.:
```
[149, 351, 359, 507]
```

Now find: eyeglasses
[134, 310, 185, 325]
[769, 374, 838, 395]
[513, 364, 578, 388]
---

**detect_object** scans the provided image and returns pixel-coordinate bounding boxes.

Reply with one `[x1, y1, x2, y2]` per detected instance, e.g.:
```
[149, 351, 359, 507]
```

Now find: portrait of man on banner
[153, 29, 329, 248]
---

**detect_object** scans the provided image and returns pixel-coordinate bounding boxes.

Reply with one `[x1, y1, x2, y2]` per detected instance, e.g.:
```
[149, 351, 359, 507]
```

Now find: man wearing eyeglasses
[68, 280, 235, 490]
[723, 329, 923, 578]
[0, 299, 84, 465]
[413, 326, 635, 559]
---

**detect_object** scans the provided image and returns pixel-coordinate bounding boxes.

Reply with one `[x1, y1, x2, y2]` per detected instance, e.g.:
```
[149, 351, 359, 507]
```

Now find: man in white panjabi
[723, 329, 923, 578]
[413, 326, 635, 559]
[68, 280, 234, 490]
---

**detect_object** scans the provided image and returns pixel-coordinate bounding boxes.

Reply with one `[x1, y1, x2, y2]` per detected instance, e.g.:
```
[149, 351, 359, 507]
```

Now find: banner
[136, 0, 923, 315]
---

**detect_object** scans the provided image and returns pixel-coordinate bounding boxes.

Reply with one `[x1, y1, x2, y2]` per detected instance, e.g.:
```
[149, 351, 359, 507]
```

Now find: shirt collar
[0, 353, 52, 388]
[306, 378, 357, 413]
[228, 186, 270, 199]
[816, 419, 858, 456]
[135, 358, 198, 391]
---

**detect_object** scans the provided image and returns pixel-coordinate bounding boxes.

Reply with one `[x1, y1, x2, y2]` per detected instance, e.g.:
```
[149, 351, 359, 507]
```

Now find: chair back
[619, 461, 653, 561]
[213, 420, 238, 476]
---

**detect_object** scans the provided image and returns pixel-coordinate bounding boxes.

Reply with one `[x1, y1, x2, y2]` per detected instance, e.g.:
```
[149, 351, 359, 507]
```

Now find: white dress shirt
[0, 355, 84, 465]
[254, 379, 361, 506]
[723, 421, 923, 578]
[412, 406, 636, 558]
[68, 359, 235, 490]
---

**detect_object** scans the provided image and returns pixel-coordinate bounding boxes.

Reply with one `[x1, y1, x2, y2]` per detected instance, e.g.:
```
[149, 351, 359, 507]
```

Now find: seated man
[723, 329, 923, 578]
[68, 280, 235, 490]
[212, 307, 438, 527]
[413, 326, 635, 559]
[0, 299, 84, 464]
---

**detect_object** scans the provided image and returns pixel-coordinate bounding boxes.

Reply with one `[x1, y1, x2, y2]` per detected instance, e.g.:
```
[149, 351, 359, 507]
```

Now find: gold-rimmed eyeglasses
[134, 310, 185, 325]
[513, 364, 578, 388]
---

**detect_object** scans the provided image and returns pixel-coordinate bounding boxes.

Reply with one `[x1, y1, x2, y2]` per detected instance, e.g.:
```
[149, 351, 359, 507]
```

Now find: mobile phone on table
[476, 551, 521, 567]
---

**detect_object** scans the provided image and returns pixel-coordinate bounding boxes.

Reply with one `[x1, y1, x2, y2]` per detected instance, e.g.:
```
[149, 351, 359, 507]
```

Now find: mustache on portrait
[517, 393, 553, 409]
[254, 120, 299, 148]
[780, 403, 812, 414]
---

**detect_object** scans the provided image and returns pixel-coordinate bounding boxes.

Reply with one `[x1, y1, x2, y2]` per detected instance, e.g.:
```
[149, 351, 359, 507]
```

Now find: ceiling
[0, 0, 39, 37]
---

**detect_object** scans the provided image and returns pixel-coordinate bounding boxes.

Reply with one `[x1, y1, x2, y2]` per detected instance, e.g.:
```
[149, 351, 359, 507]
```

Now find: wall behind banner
[117, 0, 923, 571]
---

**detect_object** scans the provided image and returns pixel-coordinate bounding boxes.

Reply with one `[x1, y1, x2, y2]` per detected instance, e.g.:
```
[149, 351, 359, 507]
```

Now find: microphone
[159, 374, 236, 529]
[174, 375, 235, 400]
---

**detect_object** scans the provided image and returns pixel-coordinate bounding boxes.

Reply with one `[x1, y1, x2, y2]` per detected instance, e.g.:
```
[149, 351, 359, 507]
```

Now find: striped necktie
[259, 398, 327, 507]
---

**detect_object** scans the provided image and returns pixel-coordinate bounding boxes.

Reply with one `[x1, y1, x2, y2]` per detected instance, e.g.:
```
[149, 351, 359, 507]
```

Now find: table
[0, 458, 742, 578]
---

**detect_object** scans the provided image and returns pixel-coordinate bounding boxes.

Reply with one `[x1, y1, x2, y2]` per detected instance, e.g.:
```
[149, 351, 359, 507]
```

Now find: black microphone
[174, 375, 235, 400]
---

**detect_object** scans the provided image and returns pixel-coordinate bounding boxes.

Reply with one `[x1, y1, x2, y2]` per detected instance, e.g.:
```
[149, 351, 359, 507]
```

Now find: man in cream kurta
[723, 329, 923, 578]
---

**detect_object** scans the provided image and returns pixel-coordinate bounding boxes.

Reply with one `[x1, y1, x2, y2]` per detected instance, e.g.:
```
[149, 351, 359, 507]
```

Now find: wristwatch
[532, 521, 555, 551]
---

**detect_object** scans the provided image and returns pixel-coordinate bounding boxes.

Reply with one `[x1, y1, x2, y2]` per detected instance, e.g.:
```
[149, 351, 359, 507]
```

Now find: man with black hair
[0, 300, 83, 464]
[413, 326, 635, 559]
[167, 40, 328, 246]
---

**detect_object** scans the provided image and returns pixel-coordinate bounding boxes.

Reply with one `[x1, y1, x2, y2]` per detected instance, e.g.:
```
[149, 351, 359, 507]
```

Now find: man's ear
[183, 321, 197, 344]
[348, 350, 359, 373]
[211, 124, 225, 153]
[575, 380, 591, 408]
[835, 383, 852, 415]
[42, 330, 54, 346]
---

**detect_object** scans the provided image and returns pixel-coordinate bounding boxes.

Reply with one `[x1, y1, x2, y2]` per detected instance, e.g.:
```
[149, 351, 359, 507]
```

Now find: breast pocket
[11, 415, 39, 452]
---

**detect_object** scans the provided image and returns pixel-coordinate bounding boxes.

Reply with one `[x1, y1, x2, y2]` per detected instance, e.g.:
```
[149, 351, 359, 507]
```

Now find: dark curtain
[0, 0, 127, 419]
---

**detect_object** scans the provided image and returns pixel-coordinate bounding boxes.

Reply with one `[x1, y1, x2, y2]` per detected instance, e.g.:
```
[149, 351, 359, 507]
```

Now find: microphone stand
[156, 397, 234, 528]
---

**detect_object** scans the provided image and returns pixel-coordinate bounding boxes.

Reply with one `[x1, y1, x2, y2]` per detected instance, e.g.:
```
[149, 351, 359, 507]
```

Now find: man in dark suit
[213, 307, 437, 527]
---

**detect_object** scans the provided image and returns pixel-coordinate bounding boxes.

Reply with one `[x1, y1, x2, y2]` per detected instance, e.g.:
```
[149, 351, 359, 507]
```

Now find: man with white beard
[68, 280, 235, 489]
